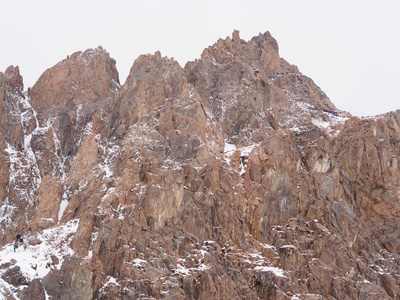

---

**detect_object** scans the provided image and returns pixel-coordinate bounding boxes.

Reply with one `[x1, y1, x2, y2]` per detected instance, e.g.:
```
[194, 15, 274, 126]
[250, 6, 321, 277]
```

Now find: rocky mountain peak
[110, 51, 185, 140]
[120, 50, 181, 99]
[3, 66, 24, 91]
[0, 65, 30, 152]
[0, 31, 400, 299]
[198, 30, 286, 76]
[29, 46, 119, 123]
[251, 30, 280, 53]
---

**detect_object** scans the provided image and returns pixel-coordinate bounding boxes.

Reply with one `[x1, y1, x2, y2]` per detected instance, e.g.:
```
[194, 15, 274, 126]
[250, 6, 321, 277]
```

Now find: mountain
[1, 30, 400, 299]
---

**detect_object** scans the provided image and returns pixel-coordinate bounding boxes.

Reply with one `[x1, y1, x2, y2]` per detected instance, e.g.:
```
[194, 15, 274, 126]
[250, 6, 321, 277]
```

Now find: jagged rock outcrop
[19, 279, 46, 300]
[0, 47, 120, 242]
[1, 30, 400, 299]
[0, 135, 9, 207]
[29, 46, 119, 122]
[29, 46, 120, 177]
[0, 66, 28, 151]
[1, 266, 28, 286]
[42, 256, 93, 300]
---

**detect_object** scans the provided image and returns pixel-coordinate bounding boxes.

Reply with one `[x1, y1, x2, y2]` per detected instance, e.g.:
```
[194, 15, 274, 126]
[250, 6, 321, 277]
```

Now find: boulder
[1, 266, 28, 286]
[20, 279, 46, 300]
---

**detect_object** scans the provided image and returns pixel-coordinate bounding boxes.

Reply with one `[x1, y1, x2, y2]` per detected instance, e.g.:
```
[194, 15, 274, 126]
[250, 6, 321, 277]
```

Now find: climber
[24, 242, 27, 251]
[13, 241, 18, 252]
[28, 226, 31, 237]
[322, 108, 339, 117]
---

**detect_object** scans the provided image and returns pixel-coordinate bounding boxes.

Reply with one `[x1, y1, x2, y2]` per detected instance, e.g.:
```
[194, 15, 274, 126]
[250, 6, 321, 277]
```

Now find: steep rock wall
[0, 31, 399, 299]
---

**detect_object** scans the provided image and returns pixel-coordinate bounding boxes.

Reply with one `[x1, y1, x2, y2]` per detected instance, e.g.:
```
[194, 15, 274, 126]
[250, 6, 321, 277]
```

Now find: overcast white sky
[1, 0, 399, 117]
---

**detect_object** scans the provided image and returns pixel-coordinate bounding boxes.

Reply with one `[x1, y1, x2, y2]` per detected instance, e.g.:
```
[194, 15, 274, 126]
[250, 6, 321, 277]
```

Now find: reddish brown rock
[31, 175, 63, 230]
[20, 279, 46, 300]
[1, 30, 400, 300]
[0, 65, 30, 151]
[0, 135, 9, 206]
[42, 256, 93, 299]
[29, 47, 119, 122]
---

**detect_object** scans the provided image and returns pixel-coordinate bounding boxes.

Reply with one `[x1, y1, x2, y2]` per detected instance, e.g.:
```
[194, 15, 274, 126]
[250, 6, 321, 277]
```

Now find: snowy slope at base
[0, 219, 79, 298]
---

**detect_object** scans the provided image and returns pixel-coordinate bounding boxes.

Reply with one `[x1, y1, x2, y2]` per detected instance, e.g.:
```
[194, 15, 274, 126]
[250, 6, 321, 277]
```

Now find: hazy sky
[1, 0, 399, 117]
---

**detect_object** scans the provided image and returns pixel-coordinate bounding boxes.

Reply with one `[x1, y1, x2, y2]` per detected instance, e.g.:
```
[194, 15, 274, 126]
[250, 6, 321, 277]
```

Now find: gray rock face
[42, 256, 93, 300]
[20, 279, 46, 300]
[1, 266, 28, 286]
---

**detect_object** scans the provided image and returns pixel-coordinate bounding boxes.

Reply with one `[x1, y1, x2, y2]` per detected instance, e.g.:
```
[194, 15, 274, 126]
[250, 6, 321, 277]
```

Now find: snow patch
[58, 199, 69, 223]
[97, 276, 120, 296]
[254, 265, 286, 277]
[240, 144, 256, 157]
[116, 203, 127, 220]
[0, 219, 79, 285]
[280, 244, 298, 249]
[224, 142, 236, 154]
[101, 187, 115, 202]
[312, 118, 330, 129]
[223, 142, 258, 172]
[174, 262, 211, 277]
[132, 258, 147, 267]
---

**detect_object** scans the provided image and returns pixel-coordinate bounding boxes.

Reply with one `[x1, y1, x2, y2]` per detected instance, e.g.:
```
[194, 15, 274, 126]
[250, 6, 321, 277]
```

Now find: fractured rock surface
[0, 30, 400, 299]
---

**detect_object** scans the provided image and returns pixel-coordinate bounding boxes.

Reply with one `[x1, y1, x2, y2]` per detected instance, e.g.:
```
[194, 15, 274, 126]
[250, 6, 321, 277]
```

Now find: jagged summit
[29, 46, 120, 120]
[0, 30, 400, 299]
[3, 66, 24, 91]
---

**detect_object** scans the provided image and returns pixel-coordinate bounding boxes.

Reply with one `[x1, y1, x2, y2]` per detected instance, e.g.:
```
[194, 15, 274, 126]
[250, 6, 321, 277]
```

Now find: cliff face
[1, 31, 400, 299]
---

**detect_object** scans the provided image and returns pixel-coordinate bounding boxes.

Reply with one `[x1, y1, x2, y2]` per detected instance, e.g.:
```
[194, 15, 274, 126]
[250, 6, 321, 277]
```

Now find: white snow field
[0, 219, 79, 299]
